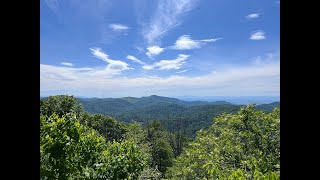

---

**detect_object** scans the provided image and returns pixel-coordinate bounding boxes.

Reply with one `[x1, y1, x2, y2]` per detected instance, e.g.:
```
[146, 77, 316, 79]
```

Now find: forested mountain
[40, 95, 280, 179]
[76, 95, 231, 115]
[76, 95, 279, 137]
[256, 102, 280, 112]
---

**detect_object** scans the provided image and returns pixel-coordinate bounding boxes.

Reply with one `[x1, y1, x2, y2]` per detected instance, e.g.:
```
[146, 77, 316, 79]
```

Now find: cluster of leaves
[165, 105, 280, 179]
[40, 114, 146, 180]
[40, 96, 146, 179]
[40, 95, 83, 117]
[80, 113, 127, 142]
[124, 122, 162, 179]
[123, 120, 185, 178]
[41, 95, 128, 142]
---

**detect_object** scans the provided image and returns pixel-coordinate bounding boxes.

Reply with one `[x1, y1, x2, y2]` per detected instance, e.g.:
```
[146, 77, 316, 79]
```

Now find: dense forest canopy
[40, 95, 280, 179]
[76, 96, 279, 137]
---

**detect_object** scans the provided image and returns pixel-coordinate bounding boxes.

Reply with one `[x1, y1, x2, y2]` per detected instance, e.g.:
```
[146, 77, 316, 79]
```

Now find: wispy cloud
[90, 48, 133, 74]
[126, 55, 146, 65]
[143, 0, 199, 44]
[249, 31, 266, 40]
[142, 54, 189, 70]
[100, 23, 129, 44]
[44, 0, 59, 13]
[199, 39, 222, 42]
[146, 46, 164, 58]
[176, 69, 190, 74]
[246, 13, 260, 19]
[171, 35, 222, 50]
[109, 24, 130, 32]
[61, 62, 74, 67]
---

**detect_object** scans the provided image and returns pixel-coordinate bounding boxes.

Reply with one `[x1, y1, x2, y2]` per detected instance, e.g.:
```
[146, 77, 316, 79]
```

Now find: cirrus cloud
[126, 55, 146, 65]
[249, 31, 266, 40]
[142, 54, 189, 70]
[142, 0, 199, 44]
[109, 24, 130, 32]
[61, 62, 74, 67]
[171, 35, 222, 50]
[246, 13, 260, 19]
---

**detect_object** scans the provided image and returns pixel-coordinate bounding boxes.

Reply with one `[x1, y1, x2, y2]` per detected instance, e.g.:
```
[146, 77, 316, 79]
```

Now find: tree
[151, 138, 174, 174]
[145, 120, 175, 175]
[86, 113, 127, 142]
[40, 95, 83, 117]
[165, 105, 280, 179]
[40, 113, 145, 180]
[125, 122, 162, 180]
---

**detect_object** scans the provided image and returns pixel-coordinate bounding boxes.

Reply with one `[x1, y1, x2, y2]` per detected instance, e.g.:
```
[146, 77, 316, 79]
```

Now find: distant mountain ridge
[77, 95, 279, 136]
[176, 96, 280, 105]
[77, 95, 231, 115]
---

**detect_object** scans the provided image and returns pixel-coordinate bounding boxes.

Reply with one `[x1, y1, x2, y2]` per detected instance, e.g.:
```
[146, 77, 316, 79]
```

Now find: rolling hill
[77, 95, 279, 137]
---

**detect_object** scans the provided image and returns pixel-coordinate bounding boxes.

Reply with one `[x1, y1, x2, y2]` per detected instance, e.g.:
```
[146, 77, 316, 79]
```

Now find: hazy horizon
[40, 94, 280, 105]
[40, 94, 280, 98]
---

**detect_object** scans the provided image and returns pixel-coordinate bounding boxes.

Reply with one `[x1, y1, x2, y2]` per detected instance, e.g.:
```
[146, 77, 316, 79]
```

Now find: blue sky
[40, 0, 280, 98]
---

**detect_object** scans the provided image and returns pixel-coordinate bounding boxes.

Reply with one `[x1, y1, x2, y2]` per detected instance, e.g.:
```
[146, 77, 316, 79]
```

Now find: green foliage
[113, 103, 243, 138]
[124, 122, 163, 180]
[138, 166, 162, 180]
[97, 140, 146, 179]
[85, 113, 127, 142]
[40, 114, 145, 180]
[151, 138, 174, 173]
[144, 120, 175, 175]
[40, 95, 280, 179]
[165, 105, 280, 179]
[40, 95, 83, 117]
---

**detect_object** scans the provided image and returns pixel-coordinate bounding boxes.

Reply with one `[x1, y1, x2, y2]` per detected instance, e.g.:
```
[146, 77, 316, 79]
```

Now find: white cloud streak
[142, 54, 189, 70]
[171, 35, 222, 50]
[246, 13, 260, 19]
[61, 62, 74, 67]
[176, 69, 190, 74]
[90, 48, 132, 75]
[249, 31, 266, 40]
[146, 46, 164, 58]
[109, 24, 130, 32]
[126, 55, 146, 65]
[143, 0, 199, 44]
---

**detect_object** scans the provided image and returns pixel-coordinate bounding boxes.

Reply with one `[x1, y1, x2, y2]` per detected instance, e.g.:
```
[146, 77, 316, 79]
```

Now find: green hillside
[77, 96, 279, 137]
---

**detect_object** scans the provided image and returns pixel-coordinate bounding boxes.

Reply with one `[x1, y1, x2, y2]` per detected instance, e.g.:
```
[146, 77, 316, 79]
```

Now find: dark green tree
[151, 138, 174, 174]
